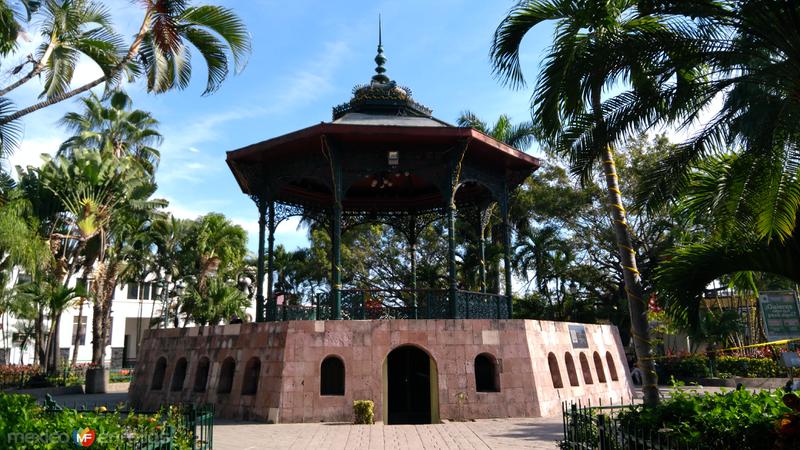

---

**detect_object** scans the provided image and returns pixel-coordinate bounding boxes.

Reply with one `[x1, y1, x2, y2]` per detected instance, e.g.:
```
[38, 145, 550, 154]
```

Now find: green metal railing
[275, 289, 509, 320]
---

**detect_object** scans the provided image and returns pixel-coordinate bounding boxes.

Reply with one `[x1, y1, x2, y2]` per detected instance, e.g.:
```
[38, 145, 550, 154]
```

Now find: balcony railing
[274, 289, 510, 321]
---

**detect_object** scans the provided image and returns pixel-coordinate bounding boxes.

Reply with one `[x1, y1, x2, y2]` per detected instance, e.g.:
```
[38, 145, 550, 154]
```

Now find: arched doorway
[386, 345, 436, 424]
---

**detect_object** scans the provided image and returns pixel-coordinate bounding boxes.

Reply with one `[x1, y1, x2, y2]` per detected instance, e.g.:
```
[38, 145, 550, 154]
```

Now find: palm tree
[0, 0, 251, 126]
[182, 213, 247, 294]
[514, 225, 572, 311]
[457, 111, 538, 150]
[58, 91, 162, 174]
[181, 277, 248, 326]
[0, 0, 40, 56]
[490, 0, 683, 405]
[0, 0, 122, 98]
[654, 153, 800, 324]
[38, 149, 164, 365]
[626, 2, 800, 245]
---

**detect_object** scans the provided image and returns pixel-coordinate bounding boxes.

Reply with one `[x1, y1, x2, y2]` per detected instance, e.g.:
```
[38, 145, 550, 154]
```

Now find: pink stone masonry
[129, 320, 633, 422]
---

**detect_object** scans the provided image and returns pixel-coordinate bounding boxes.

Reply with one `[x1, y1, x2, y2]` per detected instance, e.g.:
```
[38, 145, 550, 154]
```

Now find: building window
[606, 352, 619, 381]
[217, 357, 236, 394]
[474, 353, 500, 392]
[194, 357, 210, 392]
[127, 282, 139, 299]
[171, 358, 188, 392]
[151, 357, 167, 390]
[241, 357, 261, 395]
[564, 353, 579, 386]
[72, 316, 87, 346]
[548, 353, 563, 389]
[579, 353, 593, 384]
[320, 356, 345, 396]
[593, 352, 607, 383]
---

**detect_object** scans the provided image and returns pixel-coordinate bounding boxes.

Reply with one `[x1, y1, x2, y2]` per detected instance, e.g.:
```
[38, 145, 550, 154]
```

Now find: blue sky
[3, 0, 555, 252]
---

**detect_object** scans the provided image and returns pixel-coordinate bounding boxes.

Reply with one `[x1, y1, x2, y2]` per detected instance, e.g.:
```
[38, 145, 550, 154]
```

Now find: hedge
[658, 354, 794, 380]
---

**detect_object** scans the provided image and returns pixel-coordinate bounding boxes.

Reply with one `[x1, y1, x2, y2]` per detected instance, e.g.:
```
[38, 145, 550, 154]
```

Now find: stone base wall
[129, 320, 633, 423]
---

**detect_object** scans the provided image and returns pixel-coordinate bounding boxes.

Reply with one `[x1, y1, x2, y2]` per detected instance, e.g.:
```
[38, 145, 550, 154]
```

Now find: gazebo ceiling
[225, 30, 541, 213]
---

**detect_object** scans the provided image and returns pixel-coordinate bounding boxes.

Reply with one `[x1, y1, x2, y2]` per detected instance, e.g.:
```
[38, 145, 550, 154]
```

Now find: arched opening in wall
[548, 353, 563, 388]
[593, 352, 607, 383]
[564, 353, 579, 386]
[320, 356, 345, 396]
[170, 358, 188, 391]
[217, 357, 236, 394]
[241, 357, 261, 395]
[194, 357, 210, 392]
[386, 345, 436, 424]
[579, 353, 593, 384]
[474, 353, 500, 392]
[150, 357, 167, 390]
[606, 352, 619, 381]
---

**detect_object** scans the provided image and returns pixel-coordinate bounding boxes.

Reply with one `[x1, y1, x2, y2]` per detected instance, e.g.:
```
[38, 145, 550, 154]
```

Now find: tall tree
[490, 0, 684, 405]
[0, 0, 251, 153]
[58, 91, 162, 175]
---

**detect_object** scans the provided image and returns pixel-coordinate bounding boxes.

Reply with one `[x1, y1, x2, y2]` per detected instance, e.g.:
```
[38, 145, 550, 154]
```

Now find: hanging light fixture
[387, 150, 399, 166]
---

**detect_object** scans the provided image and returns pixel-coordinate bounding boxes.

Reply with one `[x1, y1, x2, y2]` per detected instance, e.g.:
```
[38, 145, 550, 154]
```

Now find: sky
[2, 0, 555, 253]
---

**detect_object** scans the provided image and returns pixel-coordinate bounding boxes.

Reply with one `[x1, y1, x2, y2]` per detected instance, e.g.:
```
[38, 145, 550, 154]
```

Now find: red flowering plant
[0, 365, 43, 388]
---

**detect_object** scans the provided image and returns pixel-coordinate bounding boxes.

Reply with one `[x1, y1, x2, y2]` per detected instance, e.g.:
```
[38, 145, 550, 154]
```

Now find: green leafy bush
[0, 393, 194, 449]
[617, 388, 792, 449]
[353, 400, 374, 425]
[716, 356, 785, 378]
[659, 354, 710, 379]
[659, 355, 790, 380]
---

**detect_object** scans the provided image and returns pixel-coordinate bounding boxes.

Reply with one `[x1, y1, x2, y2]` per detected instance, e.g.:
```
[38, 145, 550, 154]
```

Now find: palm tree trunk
[0, 39, 56, 97]
[35, 305, 44, 366]
[70, 299, 84, 367]
[592, 85, 659, 406]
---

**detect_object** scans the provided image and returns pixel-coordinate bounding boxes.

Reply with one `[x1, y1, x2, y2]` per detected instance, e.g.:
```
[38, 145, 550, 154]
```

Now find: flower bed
[0, 393, 209, 449]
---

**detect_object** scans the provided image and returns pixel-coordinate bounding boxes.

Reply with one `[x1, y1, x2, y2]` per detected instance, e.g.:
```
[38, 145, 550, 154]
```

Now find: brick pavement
[212, 417, 564, 450]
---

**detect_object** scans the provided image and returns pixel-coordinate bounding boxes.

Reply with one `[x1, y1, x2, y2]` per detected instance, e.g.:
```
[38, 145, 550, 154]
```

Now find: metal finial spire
[372, 15, 389, 84]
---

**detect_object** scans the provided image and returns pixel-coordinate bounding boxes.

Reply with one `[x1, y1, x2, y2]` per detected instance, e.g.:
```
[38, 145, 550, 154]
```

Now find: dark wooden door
[387, 346, 431, 424]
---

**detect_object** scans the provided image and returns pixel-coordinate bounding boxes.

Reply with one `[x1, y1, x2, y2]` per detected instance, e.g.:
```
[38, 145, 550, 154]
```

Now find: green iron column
[266, 201, 277, 321]
[501, 185, 513, 318]
[255, 199, 266, 323]
[479, 208, 487, 294]
[447, 178, 458, 319]
[408, 215, 418, 318]
[330, 143, 343, 320]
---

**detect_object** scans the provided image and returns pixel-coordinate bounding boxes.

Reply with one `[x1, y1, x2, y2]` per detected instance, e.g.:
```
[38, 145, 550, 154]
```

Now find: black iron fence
[275, 289, 510, 320]
[562, 402, 698, 450]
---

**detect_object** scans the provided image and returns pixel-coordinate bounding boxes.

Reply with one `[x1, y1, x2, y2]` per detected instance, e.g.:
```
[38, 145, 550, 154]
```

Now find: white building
[1, 267, 259, 368]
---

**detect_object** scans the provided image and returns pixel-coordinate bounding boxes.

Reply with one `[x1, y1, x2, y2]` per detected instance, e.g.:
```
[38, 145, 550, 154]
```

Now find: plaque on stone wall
[568, 324, 588, 349]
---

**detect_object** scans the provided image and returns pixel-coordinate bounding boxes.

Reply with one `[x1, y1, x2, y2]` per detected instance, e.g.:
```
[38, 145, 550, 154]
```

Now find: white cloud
[4, 136, 61, 174]
[266, 40, 352, 114]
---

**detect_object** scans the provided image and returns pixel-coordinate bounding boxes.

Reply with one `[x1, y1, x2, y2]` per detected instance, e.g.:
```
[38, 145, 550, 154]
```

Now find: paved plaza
[212, 417, 563, 449]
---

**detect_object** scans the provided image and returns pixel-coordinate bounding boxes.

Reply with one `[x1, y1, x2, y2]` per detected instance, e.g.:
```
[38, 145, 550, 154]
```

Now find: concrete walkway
[213, 417, 563, 450]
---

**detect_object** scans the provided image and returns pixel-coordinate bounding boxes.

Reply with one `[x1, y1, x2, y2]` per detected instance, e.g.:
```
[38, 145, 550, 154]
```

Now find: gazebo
[131, 35, 633, 424]
[226, 37, 540, 323]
